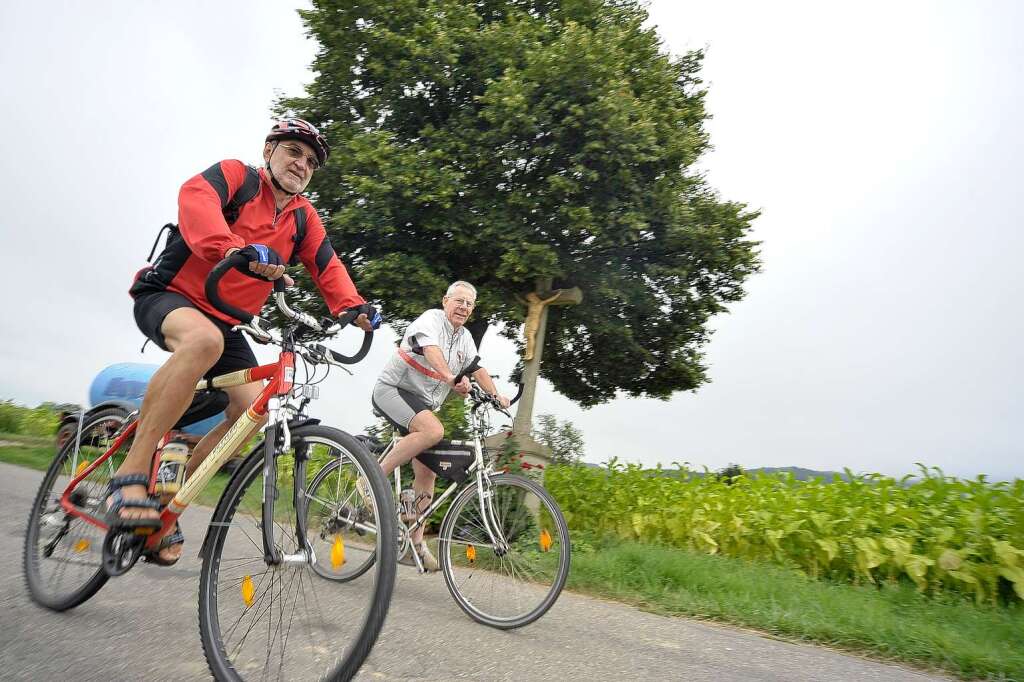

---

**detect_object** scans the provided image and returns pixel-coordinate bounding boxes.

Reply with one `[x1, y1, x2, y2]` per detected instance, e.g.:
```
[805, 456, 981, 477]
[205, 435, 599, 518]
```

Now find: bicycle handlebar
[205, 253, 266, 324]
[453, 355, 482, 385]
[205, 253, 373, 364]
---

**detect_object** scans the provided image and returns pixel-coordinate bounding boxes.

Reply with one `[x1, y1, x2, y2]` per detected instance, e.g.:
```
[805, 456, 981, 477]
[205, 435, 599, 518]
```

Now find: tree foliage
[283, 0, 760, 407]
[532, 413, 585, 465]
[716, 462, 744, 485]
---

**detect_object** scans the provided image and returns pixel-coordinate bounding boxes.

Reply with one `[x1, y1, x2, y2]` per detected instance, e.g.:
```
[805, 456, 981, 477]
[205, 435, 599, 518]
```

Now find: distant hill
[577, 462, 849, 482]
[746, 466, 848, 482]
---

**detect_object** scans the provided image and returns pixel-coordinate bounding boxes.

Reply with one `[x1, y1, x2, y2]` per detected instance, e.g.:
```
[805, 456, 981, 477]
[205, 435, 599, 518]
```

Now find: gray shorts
[371, 382, 431, 434]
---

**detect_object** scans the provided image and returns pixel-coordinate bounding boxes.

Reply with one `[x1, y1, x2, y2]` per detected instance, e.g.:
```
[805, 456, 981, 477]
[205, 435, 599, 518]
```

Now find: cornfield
[545, 461, 1024, 605]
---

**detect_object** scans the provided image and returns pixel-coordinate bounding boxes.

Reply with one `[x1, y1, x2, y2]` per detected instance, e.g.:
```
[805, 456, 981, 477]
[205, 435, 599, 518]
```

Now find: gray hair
[445, 280, 477, 298]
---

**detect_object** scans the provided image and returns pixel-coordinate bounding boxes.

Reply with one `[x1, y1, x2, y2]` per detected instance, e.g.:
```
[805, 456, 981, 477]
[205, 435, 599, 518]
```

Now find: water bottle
[399, 488, 417, 521]
[154, 439, 190, 494]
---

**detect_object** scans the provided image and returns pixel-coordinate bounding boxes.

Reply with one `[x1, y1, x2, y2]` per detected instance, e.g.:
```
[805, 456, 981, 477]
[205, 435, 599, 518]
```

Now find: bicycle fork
[475, 474, 511, 556]
[261, 399, 315, 567]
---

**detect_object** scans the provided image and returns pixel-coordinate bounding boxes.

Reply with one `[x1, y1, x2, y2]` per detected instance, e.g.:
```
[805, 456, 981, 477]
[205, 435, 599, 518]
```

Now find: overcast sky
[1, 1, 1020, 480]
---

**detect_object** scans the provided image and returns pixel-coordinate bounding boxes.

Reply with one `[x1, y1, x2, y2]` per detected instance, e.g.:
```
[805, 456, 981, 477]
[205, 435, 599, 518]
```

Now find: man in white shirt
[371, 280, 509, 570]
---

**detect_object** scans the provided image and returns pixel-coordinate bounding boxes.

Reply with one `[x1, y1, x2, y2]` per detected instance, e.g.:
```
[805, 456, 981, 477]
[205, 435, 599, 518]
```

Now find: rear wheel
[438, 474, 570, 629]
[23, 408, 131, 611]
[198, 425, 396, 681]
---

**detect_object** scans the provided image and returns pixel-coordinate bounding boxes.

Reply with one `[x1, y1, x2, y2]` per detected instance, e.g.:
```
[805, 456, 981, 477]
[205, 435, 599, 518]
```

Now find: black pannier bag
[415, 440, 475, 483]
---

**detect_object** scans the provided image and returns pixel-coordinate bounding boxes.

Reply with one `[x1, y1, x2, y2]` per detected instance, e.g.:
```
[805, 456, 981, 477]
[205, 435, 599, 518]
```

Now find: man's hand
[494, 393, 511, 409]
[353, 313, 374, 332]
[227, 246, 293, 285]
[343, 303, 382, 332]
[449, 375, 471, 397]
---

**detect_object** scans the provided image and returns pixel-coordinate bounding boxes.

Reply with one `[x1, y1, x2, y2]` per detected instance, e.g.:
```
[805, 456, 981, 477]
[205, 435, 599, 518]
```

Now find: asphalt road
[0, 462, 946, 681]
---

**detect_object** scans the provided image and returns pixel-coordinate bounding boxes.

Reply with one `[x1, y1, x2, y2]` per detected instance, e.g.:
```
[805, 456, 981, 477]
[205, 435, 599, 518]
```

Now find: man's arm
[472, 367, 510, 408]
[295, 209, 365, 314]
[422, 346, 470, 396]
[178, 160, 248, 261]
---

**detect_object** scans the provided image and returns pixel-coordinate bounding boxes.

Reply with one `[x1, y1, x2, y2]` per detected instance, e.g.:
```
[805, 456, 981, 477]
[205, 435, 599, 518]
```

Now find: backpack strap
[222, 166, 261, 226]
[149, 165, 263, 264]
[289, 207, 308, 266]
[147, 223, 177, 263]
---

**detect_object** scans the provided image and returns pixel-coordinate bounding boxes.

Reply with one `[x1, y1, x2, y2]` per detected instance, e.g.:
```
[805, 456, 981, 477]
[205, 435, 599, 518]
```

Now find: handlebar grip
[205, 253, 254, 324]
[325, 332, 373, 365]
[453, 355, 481, 384]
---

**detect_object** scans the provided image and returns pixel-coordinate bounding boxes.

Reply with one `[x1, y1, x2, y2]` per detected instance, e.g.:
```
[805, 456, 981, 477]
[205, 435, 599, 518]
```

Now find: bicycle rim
[439, 474, 570, 629]
[23, 408, 129, 611]
[198, 425, 396, 681]
[304, 456, 380, 583]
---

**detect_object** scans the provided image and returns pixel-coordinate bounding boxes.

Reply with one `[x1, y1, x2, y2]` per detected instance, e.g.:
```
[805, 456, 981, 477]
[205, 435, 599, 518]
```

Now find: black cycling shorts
[133, 290, 258, 379]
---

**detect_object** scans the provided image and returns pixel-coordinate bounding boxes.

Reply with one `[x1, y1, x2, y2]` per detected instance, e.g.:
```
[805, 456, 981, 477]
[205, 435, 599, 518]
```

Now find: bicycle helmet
[266, 118, 329, 166]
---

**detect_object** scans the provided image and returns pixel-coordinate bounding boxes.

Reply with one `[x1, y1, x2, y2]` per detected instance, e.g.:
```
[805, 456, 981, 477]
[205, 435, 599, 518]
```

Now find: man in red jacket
[110, 119, 377, 565]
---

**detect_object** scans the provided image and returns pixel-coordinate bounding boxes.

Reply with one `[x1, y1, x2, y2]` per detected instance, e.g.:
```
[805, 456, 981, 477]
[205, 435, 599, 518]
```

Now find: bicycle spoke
[440, 476, 569, 628]
[200, 430, 395, 680]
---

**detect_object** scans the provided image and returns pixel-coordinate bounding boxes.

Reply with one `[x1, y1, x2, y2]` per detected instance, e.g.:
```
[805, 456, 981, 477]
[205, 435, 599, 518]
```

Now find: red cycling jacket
[131, 160, 365, 324]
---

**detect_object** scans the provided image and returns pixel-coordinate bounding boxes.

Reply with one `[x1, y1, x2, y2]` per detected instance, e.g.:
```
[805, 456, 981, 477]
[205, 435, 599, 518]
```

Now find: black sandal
[143, 522, 185, 567]
[104, 474, 163, 532]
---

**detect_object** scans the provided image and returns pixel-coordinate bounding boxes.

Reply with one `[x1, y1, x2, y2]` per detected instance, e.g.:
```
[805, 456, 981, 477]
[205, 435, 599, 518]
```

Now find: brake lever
[309, 343, 354, 375]
[231, 317, 277, 344]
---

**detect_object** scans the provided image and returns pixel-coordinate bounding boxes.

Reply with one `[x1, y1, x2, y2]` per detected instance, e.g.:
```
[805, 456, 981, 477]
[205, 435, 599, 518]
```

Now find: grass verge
[0, 435, 232, 508]
[567, 534, 1024, 680]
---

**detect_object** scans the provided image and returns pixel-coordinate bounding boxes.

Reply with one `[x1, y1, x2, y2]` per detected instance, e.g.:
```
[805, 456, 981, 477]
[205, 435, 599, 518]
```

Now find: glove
[235, 244, 284, 281]
[343, 303, 382, 329]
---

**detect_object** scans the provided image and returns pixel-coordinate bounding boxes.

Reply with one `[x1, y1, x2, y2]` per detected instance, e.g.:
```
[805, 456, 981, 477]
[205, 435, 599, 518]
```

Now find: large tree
[282, 0, 760, 407]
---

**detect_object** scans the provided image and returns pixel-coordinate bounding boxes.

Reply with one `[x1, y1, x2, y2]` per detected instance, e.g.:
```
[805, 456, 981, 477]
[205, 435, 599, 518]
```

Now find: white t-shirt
[377, 309, 478, 410]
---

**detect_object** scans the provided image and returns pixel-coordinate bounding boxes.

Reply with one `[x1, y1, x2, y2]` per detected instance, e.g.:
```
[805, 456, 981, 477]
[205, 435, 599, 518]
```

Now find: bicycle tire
[438, 473, 570, 629]
[23, 407, 129, 611]
[198, 424, 396, 681]
[304, 457, 388, 583]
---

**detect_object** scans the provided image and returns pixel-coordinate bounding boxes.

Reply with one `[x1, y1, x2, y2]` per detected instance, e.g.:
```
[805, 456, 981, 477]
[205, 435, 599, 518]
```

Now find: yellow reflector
[540, 529, 552, 552]
[75, 460, 91, 476]
[331, 535, 346, 571]
[466, 545, 476, 563]
[73, 539, 90, 553]
[241, 575, 255, 607]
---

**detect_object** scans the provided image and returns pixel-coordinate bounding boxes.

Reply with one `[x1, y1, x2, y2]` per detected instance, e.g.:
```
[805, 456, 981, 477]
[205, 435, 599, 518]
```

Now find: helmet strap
[265, 142, 298, 197]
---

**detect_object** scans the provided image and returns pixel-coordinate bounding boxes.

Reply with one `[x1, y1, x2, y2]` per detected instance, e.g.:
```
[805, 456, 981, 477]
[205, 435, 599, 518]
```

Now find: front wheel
[438, 473, 570, 629]
[198, 424, 396, 681]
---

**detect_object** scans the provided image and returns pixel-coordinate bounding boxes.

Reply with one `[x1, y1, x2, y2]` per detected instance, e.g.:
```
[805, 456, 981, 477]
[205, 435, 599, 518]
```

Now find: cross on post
[511, 277, 582, 438]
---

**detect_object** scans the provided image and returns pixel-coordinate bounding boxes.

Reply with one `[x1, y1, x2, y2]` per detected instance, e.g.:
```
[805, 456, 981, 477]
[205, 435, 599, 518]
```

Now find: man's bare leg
[109, 308, 224, 525]
[184, 381, 266, 478]
[155, 381, 265, 563]
[409, 458, 437, 545]
[379, 410, 443, 476]
[377, 410, 443, 555]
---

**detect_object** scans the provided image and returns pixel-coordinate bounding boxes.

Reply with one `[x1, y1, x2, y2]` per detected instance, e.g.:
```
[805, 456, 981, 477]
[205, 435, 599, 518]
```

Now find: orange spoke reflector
[540, 529, 553, 552]
[75, 460, 91, 476]
[73, 539, 90, 553]
[331, 535, 346, 571]
[241, 575, 255, 608]
[466, 544, 476, 563]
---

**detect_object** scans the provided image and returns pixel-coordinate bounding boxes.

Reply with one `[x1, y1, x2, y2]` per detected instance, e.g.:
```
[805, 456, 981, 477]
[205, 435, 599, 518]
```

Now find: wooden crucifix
[512, 278, 582, 437]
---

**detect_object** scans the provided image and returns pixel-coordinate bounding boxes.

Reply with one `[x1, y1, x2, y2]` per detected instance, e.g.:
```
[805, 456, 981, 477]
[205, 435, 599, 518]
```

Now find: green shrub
[0, 400, 60, 436]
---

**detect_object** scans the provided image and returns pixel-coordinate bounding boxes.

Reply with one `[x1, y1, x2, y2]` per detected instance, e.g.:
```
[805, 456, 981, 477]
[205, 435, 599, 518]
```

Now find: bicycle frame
[381, 405, 511, 559]
[58, 350, 298, 559]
